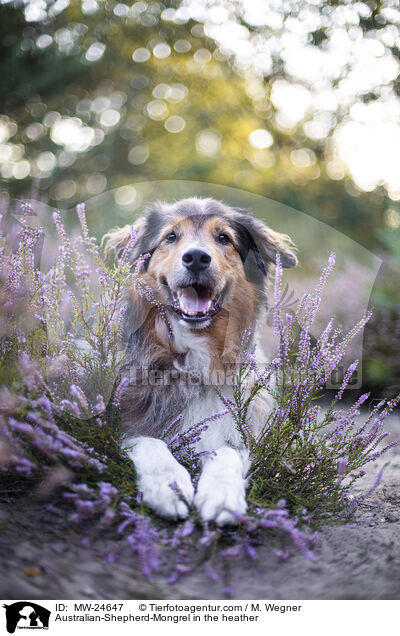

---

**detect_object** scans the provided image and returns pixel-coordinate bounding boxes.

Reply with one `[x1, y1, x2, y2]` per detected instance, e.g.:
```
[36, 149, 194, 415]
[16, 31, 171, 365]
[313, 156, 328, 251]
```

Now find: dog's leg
[194, 446, 250, 526]
[124, 436, 194, 519]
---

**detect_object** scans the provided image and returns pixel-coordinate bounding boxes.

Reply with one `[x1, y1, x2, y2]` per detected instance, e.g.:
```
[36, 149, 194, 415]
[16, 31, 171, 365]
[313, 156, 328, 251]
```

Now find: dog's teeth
[177, 287, 213, 317]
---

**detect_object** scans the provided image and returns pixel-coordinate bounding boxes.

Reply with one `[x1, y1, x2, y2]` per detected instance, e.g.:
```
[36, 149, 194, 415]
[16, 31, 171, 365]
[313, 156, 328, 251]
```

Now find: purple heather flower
[1, 197, 399, 595]
[76, 203, 90, 243]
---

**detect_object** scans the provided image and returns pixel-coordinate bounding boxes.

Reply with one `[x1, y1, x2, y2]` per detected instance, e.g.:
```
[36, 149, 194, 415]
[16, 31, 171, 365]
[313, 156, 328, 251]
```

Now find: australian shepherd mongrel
[105, 198, 297, 525]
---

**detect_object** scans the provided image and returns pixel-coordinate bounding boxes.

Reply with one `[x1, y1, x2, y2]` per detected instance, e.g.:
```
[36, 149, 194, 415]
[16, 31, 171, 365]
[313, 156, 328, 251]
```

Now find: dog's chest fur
[120, 313, 216, 438]
[169, 317, 212, 374]
[120, 282, 273, 438]
[167, 318, 248, 450]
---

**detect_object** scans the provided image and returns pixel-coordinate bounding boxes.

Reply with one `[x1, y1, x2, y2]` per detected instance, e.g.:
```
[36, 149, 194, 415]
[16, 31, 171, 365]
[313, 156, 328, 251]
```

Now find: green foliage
[0, 0, 397, 249]
[59, 408, 138, 501]
[220, 257, 398, 523]
[363, 224, 400, 394]
[1, 204, 398, 587]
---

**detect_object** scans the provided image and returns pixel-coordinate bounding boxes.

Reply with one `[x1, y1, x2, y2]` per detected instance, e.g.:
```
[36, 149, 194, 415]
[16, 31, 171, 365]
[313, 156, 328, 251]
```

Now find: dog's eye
[165, 232, 177, 243]
[217, 233, 230, 245]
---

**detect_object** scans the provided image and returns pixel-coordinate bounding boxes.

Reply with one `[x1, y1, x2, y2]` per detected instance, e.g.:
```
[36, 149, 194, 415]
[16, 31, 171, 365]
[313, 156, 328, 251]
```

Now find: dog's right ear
[102, 218, 146, 260]
[103, 203, 171, 267]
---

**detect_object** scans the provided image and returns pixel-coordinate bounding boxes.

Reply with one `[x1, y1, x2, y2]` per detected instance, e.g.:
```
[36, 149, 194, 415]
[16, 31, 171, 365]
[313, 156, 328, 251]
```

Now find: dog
[105, 197, 297, 525]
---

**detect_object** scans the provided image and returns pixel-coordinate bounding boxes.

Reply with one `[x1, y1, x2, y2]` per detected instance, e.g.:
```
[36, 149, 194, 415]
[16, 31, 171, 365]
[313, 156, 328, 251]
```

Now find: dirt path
[1, 417, 399, 600]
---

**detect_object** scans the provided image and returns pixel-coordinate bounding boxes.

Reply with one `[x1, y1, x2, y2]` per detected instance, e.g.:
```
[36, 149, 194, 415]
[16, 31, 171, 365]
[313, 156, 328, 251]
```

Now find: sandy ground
[0, 416, 399, 601]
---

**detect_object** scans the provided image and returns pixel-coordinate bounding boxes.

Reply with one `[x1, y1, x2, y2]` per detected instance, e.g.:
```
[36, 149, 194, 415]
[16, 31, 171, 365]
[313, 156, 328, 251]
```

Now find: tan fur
[105, 198, 298, 523]
[104, 198, 297, 439]
[131, 214, 258, 368]
[208, 275, 258, 369]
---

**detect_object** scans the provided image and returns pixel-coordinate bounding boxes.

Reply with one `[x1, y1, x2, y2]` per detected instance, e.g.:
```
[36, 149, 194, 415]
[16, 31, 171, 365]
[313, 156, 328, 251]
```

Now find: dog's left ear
[233, 210, 297, 276]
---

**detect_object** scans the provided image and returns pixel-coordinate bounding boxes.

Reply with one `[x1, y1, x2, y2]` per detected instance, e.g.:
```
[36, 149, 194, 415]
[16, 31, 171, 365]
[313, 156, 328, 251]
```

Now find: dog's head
[105, 198, 297, 329]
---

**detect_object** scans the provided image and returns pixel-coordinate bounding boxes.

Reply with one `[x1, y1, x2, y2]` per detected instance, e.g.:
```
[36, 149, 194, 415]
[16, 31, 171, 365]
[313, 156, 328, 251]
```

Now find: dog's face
[105, 198, 297, 329]
[148, 211, 249, 327]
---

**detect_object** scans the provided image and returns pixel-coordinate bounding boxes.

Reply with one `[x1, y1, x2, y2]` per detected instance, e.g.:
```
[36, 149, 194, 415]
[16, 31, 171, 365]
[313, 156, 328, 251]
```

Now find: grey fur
[114, 198, 297, 439]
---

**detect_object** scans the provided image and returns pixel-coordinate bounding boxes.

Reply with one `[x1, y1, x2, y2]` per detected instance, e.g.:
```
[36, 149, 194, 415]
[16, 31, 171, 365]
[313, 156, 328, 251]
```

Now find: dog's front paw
[139, 463, 194, 520]
[195, 475, 247, 526]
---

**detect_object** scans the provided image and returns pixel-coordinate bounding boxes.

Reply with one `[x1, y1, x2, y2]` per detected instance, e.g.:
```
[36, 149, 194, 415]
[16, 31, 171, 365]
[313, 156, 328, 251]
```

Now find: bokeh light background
[1, 0, 399, 395]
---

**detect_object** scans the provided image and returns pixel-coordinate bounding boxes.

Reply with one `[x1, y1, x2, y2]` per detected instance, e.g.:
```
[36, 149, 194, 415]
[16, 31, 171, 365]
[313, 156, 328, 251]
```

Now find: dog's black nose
[182, 248, 211, 272]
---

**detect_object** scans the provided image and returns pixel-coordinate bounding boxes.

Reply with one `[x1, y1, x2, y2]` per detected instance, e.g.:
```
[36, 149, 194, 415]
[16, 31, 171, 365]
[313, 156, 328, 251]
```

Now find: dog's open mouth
[171, 283, 222, 324]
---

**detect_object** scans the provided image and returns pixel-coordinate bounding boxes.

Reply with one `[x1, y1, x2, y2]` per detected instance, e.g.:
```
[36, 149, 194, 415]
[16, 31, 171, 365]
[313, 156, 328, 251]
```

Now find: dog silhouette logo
[3, 602, 50, 633]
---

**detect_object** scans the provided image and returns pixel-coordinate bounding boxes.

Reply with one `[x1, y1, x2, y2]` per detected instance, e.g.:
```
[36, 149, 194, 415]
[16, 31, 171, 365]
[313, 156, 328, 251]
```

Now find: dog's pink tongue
[179, 287, 211, 314]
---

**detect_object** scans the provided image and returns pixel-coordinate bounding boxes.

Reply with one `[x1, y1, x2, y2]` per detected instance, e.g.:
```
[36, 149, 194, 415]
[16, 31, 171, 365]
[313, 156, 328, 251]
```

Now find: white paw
[125, 437, 195, 520]
[195, 475, 247, 526]
[138, 462, 194, 520]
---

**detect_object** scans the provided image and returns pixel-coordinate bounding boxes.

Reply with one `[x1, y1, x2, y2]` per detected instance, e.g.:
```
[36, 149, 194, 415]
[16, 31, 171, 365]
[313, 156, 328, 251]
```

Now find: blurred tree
[0, 0, 399, 248]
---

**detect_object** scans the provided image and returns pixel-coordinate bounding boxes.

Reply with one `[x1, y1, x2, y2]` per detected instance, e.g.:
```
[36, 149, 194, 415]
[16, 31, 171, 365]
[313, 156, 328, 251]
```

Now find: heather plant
[44, 204, 138, 417]
[0, 201, 398, 594]
[226, 255, 398, 522]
